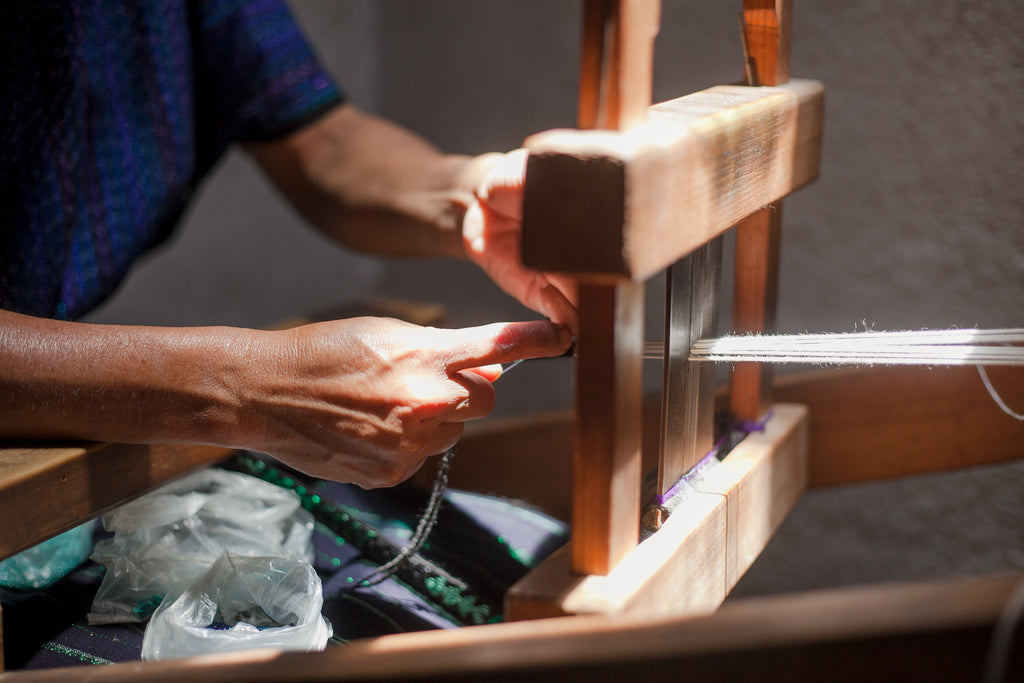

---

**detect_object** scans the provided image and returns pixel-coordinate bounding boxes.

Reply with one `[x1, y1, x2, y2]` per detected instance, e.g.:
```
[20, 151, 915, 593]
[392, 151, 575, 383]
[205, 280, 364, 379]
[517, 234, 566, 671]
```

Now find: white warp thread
[658, 328, 1024, 367]
[977, 365, 1024, 421]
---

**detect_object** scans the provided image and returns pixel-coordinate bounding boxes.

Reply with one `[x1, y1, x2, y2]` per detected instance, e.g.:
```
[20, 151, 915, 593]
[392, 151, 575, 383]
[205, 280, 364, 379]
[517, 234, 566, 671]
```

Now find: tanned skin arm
[2, 104, 576, 487]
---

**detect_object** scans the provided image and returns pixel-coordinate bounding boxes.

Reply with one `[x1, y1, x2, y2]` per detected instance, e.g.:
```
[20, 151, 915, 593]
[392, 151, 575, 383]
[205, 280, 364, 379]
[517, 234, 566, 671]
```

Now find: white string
[977, 365, 1024, 421]
[641, 328, 1024, 367]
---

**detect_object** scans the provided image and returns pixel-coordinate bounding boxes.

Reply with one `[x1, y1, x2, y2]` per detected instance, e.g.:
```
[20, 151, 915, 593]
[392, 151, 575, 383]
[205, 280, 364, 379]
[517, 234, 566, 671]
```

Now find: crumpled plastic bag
[141, 552, 331, 660]
[0, 522, 94, 590]
[89, 468, 314, 624]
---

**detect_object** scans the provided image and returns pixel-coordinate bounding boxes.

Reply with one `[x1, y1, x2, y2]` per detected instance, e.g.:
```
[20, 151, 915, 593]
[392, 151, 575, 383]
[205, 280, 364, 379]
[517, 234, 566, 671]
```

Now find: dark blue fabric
[0, 0, 343, 320]
[0, 471, 568, 669]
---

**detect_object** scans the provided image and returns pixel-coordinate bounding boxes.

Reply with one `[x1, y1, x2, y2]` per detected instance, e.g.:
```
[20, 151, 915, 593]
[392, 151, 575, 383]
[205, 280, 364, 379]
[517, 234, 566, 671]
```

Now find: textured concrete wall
[89, 2, 1023, 595]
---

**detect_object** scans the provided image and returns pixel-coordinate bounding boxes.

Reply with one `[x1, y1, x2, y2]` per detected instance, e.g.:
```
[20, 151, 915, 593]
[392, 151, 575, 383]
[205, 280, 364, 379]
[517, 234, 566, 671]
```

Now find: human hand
[462, 150, 578, 332]
[235, 317, 571, 488]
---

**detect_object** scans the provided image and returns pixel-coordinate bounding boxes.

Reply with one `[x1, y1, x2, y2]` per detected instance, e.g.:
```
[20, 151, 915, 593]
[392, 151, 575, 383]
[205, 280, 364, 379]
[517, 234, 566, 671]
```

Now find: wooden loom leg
[570, 0, 660, 576]
[572, 282, 645, 575]
[729, 0, 792, 421]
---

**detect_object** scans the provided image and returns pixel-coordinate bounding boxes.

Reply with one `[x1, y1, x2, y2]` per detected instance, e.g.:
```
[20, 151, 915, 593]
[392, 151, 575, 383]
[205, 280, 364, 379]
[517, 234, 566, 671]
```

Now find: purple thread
[654, 410, 774, 508]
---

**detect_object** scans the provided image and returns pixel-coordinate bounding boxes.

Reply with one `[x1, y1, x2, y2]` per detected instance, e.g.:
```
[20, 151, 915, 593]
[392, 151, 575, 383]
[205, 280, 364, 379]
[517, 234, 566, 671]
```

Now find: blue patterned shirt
[0, 0, 343, 319]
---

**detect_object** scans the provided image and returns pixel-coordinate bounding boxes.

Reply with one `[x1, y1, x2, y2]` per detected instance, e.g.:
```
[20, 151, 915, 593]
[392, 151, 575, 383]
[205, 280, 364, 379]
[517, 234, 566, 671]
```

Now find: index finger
[440, 321, 572, 373]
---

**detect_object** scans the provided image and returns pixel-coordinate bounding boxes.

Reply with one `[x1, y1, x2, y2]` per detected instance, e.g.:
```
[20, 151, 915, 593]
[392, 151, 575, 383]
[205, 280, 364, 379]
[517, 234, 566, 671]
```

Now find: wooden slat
[8, 573, 1020, 682]
[9, 573, 1018, 682]
[0, 442, 232, 561]
[521, 79, 823, 280]
[508, 404, 807, 619]
[770, 366, 1024, 487]
[729, 0, 793, 421]
[568, 0, 660, 577]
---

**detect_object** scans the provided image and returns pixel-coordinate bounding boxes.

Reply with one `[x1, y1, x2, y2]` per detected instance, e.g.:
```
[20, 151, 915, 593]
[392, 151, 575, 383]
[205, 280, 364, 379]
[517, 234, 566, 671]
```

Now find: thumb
[476, 149, 527, 222]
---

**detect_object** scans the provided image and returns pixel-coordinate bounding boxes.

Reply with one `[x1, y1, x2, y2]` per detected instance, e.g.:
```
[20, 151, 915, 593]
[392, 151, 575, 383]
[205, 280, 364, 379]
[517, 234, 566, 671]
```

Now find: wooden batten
[506, 404, 808, 620]
[521, 79, 823, 280]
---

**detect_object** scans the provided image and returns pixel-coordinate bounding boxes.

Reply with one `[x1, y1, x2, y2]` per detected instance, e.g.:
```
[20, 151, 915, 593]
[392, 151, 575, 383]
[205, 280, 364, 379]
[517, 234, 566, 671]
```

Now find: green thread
[42, 642, 112, 665]
[232, 455, 500, 627]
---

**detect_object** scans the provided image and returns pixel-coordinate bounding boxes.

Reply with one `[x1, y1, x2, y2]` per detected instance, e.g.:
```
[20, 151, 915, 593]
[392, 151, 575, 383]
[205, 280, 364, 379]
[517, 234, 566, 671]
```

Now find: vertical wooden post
[729, 0, 792, 421]
[571, 0, 660, 576]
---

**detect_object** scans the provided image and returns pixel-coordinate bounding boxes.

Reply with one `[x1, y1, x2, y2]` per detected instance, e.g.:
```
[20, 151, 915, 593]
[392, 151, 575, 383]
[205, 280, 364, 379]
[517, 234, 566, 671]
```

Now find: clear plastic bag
[141, 552, 331, 660]
[89, 468, 314, 624]
[0, 522, 94, 590]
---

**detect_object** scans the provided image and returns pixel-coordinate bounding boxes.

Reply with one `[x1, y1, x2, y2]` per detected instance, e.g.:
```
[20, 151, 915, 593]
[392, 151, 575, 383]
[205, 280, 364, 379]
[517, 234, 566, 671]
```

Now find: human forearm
[247, 104, 578, 329]
[0, 309, 570, 487]
[246, 104, 494, 259]
[0, 309, 252, 446]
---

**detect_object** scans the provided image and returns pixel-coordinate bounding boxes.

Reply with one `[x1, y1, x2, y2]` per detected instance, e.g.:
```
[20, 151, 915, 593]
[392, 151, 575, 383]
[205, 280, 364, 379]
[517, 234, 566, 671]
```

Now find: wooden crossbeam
[520, 79, 823, 280]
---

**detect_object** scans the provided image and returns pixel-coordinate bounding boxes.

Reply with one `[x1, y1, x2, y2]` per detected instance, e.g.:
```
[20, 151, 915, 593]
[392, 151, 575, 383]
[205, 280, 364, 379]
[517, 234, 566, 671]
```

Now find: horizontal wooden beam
[0, 442, 231, 560]
[14, 573, 1019, 681]
[505, 404, 807, 620]
[521, 79, 823, 280]
[769, 365, 1024, 487]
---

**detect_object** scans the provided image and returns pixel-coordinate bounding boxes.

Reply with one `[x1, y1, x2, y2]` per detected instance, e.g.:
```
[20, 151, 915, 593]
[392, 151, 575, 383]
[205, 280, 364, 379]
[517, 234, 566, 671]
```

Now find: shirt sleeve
[190, 0, 345, 153]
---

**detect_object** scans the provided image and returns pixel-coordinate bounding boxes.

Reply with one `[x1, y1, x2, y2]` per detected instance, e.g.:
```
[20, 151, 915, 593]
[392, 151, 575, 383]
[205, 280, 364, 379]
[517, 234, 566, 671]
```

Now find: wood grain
[7, 573, 1020, 681]
[741, 0, 792, 87]
[571, 282, 645, 575]
[729, 0, 793, 420]
[521, 79, 823, 280]
[770, 365, 1024, 487]
[0, 442, 232, 560]
[507, 404, 807, 620]
[658, 239, 722, 495]
[729, 201, 782, 420]
[568, 0, 659, 577]
[578, 0, 661, 131]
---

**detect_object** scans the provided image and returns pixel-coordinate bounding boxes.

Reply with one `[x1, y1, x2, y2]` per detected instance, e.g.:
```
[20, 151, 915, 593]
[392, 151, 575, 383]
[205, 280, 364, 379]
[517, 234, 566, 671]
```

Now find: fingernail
[556, 324, 572, 349]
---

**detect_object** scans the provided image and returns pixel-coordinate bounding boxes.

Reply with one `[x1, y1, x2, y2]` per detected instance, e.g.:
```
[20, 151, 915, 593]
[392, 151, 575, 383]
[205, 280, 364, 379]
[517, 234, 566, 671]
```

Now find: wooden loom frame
[2, 1, 1024, 679]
